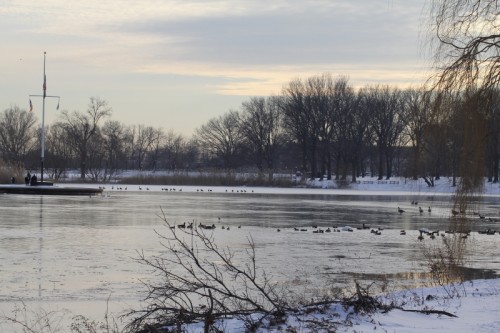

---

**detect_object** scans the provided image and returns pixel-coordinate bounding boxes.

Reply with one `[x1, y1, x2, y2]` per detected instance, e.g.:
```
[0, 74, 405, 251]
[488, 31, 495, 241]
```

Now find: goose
[418, 230, 425, 241]
[428, 206, 432, 213]
[398, 207, 405, 214]
[419, 207, 424, 214]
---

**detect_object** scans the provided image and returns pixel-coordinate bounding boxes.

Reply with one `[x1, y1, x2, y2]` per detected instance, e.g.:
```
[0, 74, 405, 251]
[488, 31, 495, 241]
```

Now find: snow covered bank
[162, 278, 500, 333]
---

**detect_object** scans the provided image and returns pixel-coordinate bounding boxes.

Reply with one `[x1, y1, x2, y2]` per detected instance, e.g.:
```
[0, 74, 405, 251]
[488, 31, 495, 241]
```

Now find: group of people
[24, 172, 37, 186]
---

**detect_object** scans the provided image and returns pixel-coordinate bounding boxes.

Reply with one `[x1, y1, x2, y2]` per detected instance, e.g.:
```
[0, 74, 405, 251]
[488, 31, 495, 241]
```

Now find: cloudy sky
[1, 0, 430, 136]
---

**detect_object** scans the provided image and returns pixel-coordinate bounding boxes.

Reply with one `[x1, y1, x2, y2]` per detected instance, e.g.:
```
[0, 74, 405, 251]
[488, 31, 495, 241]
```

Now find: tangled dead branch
[125, 209, 291, 333]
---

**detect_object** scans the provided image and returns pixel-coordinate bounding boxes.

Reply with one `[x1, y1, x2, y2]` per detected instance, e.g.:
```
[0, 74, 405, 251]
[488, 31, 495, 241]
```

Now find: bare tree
[100, 120, 128, 180]
[45, 122, 74, 180]
[162, 130, 187, 170]
[240, 96, 285, 180]
[0, 106, 37, 163]
[147, 128, 166, 171]
[282, 74, 338, 180]
[341, 85, 370, 182]
[485, 89, 500, 183]
[60, 97, 112, 179]
[196, 110, 243, 170]
[282, 78, 310, 176]
[305, 74, 334, 180]
[401, 89, 434, 180]
[126, 213, 291, 333]
[129, 125, 160, 170]
[328, 76, 357, 181]
[361, 85, 406, 180]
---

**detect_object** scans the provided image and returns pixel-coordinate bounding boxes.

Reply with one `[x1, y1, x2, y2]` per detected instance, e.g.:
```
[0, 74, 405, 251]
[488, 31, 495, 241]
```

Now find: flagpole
[41, 51, 46, 183]
[29, 52, 60, 186]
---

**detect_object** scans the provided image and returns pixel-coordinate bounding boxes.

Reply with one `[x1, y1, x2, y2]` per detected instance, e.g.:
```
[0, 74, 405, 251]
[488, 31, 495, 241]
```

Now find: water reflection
[0, 189, 499, 321]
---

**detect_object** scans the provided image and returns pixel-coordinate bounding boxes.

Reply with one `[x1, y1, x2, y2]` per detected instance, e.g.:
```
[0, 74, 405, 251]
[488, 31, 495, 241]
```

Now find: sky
[0, 0, 431, 136]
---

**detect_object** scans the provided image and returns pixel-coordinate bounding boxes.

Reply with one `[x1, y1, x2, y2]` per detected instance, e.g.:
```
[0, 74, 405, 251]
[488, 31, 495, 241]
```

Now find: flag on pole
[29, 99, 33, 112]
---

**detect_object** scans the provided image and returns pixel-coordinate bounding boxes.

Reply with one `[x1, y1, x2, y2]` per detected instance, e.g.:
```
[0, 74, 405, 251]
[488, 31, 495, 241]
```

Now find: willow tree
[430, 0, 500, 190]
[428, 0, 500, 282]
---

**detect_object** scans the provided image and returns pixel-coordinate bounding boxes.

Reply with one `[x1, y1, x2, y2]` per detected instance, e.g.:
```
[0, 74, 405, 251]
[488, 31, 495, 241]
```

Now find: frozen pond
[1, 185, 500, 326]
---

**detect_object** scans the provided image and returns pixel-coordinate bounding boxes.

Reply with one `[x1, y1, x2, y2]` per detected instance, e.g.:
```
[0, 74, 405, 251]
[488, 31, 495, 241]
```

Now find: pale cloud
[1, 0, 430, 134]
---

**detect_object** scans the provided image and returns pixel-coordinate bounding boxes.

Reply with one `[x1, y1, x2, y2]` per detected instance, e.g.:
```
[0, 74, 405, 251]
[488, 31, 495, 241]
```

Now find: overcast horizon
[1, 0, 431, 136]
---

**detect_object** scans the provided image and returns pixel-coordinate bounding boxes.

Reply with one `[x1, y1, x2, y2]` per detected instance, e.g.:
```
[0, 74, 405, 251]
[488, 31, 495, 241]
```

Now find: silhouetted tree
[60, 97, 111, 179]
[196, 110, 243, 170]
[240, 96, 285, 180]
[0, 106, 37, 163]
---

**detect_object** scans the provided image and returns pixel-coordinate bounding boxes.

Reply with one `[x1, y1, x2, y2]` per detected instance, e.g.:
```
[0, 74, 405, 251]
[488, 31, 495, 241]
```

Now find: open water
[1, 185, 500, 329]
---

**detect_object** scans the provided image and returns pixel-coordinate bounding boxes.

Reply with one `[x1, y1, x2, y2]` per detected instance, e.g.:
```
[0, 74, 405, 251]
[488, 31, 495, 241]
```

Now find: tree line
[1, 73, 499, 184]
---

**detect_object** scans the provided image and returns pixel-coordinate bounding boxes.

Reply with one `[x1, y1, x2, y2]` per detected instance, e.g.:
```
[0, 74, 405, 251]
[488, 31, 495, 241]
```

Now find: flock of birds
[397, 200, 499, 238]
[166, 198, 499, 240]
[98, 186, 255, 193]
[97, 187, 498, 238]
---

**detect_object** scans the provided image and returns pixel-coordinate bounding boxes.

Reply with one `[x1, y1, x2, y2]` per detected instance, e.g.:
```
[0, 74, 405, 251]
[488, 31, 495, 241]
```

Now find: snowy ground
[160, 278, 500, 333]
